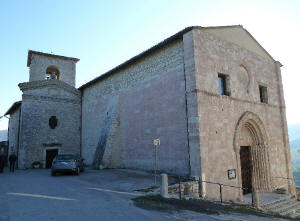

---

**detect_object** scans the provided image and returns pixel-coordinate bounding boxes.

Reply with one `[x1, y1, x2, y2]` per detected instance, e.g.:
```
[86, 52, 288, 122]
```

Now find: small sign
[153, 138, 160, 146]
[228, 169, 236, 180]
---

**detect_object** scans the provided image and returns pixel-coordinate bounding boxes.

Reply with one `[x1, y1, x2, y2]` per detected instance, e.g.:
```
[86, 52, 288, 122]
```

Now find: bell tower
[27, 50, 80, 87]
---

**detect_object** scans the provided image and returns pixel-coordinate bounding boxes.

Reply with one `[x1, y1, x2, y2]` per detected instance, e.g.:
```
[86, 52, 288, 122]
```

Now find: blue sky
[0, 0, 300, 129]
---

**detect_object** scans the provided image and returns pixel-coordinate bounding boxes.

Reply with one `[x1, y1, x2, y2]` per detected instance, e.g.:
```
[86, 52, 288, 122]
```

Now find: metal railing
[271, 176, 293, 180]
[174, 176, 254, 205]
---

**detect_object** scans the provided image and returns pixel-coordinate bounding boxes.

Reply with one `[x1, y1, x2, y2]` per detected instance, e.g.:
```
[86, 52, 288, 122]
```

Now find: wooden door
[240, 146, 252, 194]
[46, 149, 58, 168]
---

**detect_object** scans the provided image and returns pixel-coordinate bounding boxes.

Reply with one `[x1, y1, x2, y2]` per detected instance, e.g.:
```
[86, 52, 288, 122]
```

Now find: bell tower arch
[27, 50, 79, 87]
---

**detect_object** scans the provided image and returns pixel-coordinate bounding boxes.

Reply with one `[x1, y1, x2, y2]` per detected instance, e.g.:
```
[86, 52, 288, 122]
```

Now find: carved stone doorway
[234, 112, 271, 194]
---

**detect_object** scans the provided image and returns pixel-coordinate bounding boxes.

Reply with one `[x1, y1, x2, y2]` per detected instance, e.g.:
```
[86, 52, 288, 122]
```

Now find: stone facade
[7, 105, 20, 157]
[5, 26, 295, 201]
[81, 40, 190, 175]
[6, 51, 81, 169]
[184, 28, 295, 200]
[18, 80, 81, 169]
[28, 51, 78, 87]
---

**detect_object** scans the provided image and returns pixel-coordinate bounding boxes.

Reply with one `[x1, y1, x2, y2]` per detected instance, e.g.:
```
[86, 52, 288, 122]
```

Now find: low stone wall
[296, 186, 300, 199]
[168, 181, 199, 196]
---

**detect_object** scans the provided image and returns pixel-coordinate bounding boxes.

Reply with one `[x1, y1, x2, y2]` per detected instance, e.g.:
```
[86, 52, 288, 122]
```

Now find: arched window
[46, 66, 60, 80]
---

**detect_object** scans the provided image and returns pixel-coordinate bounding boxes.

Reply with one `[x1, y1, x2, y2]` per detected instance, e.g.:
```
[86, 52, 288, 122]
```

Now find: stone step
[280, 204, 300, 216]
[290, 212, 300, 219]
[270, 201, 300, 214]
[264, 197, 297, 210]
[261, 194, 293, 208]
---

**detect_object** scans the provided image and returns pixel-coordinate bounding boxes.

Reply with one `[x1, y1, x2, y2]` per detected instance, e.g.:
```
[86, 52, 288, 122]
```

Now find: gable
[203, 26, 274, 61]
[5, 101, 21, 115]
[18, 80, 81, 100]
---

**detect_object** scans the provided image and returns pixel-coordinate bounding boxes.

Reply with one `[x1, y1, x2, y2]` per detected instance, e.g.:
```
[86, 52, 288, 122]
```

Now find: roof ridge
[78, 26, 196, 90]
[27, 50, 80, 67]
[78, 25, 275, 90]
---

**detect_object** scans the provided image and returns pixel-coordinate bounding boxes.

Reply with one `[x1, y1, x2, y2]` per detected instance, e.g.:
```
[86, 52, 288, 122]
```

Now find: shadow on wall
[92, 97, 119, 169]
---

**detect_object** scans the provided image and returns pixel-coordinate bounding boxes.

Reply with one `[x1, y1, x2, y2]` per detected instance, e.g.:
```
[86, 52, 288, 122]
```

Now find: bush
[31, 161, 41, 169]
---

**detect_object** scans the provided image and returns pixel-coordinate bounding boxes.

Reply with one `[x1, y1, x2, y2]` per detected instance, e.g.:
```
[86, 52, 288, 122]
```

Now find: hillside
[289, 124, 300, 185]
[290, 139, 300, 149]
[288, 124, 300, 142]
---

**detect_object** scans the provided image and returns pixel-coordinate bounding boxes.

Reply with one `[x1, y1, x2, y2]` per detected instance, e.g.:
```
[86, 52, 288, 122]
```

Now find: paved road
[0, 169, 287, 221]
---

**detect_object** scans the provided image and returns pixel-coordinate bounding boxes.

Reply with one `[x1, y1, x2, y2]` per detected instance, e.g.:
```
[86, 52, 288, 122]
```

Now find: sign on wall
[228, 169, 236, 180]
[153, 138, 160, 146]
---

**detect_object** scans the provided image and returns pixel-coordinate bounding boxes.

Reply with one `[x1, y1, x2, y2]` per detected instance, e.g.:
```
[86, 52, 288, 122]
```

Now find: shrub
[31, 161, 41, 169]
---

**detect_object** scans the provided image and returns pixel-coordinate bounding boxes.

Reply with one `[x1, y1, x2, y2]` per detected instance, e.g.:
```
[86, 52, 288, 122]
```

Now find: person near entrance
[9, 152, 17, 172]
[0, 149, 6, 173]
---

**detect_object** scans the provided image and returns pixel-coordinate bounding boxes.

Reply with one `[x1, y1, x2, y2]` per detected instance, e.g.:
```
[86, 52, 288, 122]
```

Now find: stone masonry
[5, 25, 295, 201]
[81, 40, 190, 175]
[6, 51, 81, 169]
[6, 102, 21, 158]
[18, 80, 81, 169]
[28, 50, 79, 87]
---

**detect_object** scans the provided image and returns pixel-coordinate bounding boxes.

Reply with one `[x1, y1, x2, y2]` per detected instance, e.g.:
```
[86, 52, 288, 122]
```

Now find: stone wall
[81, 40, 190, 175]
[296, 186, 300, 199]
[18, 82, 81, 169]
[189, 29, 294, 200]
[29, 54, 76, 87]
[8, 107, 20, 158]
[168, 181, 200, 197]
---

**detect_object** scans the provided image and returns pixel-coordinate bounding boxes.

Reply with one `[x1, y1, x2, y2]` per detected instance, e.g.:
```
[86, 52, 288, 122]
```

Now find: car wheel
[51, 171, 56, 176]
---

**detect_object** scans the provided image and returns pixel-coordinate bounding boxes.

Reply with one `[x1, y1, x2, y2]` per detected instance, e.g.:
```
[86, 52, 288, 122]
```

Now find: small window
[218, 74, 230, 96]
[259, 85, 268, 104]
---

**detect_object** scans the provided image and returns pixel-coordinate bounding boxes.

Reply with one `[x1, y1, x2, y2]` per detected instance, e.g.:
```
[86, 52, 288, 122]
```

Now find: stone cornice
[22, 94, 81, 104]
[18, 80, 81, 97]
[188, 89, 284, 109]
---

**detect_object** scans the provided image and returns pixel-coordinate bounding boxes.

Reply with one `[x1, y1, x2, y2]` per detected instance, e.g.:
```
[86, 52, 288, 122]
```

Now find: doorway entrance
[46, 149, 58, 168]
[240, 146, 252, 194]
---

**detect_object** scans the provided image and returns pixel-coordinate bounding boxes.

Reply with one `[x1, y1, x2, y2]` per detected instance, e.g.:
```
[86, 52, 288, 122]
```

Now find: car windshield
[56, 155, 74, 160]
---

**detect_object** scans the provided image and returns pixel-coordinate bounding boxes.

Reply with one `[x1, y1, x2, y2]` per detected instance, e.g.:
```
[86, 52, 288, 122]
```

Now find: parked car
[51, 153, 84, 176]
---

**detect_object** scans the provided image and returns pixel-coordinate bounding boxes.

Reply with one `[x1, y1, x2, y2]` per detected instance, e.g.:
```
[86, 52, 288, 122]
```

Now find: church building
[5, 25, 295, 200]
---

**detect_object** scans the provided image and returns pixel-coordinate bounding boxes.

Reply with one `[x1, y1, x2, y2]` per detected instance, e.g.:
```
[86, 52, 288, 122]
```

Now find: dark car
[51, 153, 84, 176]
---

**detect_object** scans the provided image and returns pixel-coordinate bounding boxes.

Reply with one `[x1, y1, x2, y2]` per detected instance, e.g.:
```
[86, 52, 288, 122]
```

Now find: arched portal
[234, 111, 271, 193]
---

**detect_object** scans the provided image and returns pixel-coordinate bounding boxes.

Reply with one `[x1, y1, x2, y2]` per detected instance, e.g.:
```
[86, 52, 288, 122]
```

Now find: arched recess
[46, 66, 60, 80]
[234, 111, 271, 193]
[238, 63, 253, 93]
